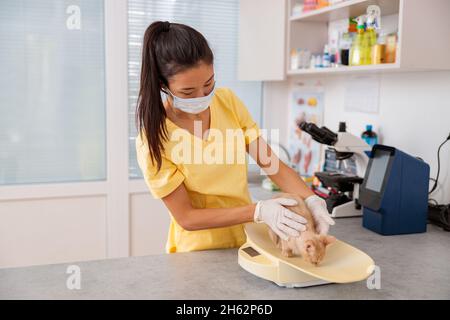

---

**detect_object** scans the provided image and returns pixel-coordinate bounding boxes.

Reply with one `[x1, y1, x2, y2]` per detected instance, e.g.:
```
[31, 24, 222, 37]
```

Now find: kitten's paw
[282, 249, 294, 257]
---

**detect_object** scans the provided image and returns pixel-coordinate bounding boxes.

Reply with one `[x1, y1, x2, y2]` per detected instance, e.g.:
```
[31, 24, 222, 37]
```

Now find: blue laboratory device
[359, 145, 430, 235]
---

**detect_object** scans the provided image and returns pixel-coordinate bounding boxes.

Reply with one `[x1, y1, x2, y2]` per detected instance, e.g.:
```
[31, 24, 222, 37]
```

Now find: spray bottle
[349, 15, 366, 66]
[365, 5, 381, 65]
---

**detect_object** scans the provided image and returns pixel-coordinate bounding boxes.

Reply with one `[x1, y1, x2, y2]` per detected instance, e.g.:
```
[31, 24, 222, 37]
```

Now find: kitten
[268, 193, 336, 266]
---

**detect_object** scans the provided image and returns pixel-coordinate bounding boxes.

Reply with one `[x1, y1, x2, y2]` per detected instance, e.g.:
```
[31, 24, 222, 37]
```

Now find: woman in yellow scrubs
[135, 21, 334, 253]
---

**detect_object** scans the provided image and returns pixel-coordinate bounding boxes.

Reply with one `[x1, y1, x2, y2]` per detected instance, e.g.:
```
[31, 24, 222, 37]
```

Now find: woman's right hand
[253, 198, 307, 240]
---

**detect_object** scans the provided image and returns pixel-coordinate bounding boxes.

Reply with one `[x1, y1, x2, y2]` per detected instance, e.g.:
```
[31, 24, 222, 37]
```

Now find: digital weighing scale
[238, 223, 375, 288]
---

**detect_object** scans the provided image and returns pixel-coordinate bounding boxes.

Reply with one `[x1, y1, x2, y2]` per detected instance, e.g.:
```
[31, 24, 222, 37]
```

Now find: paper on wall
[344, 75, 380, 114]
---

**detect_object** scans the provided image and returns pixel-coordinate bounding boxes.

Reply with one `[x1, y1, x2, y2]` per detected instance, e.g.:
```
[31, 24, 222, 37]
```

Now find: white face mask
[167, 85, 216, 114]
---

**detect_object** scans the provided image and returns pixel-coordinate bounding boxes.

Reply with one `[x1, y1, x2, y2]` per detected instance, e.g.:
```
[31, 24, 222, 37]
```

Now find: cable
[429, 134, 450, 195]
[428, 202, 450, 232]
[429, 178, 437, 190]
[427, 133, 450, 231]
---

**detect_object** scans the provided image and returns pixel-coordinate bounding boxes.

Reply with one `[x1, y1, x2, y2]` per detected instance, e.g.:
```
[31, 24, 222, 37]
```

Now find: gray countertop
[1, 217, 449, 300]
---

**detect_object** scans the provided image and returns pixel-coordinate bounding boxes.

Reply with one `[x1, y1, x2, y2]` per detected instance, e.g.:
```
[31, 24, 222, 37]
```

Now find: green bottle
[361, 27, 374, 65]
[350, 16, 365, 66]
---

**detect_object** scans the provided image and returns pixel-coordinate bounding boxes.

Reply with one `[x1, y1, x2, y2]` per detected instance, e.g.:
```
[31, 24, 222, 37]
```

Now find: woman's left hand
[305, 195, 335, 235]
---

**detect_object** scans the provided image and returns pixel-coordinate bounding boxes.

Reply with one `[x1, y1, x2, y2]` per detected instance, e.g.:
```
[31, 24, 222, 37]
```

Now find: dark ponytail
[136, 21, 214, 171]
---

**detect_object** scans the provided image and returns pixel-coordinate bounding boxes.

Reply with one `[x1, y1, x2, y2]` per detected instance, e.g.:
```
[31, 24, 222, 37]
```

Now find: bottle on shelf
[302, 0, 318, 12]
[365, 5, 381, 65]
[302, 49, 311, 69]
[317, 0, 330, 9]
[330, 46, 338, 67]
[372, 33, 386, 64]
[291, 48, 299, 70]
[292, 1, 304, 17]
[322, 44, 331, 68]
[329, 31, 340, 67]
[339, 31, 353, 66]
[298, 49, 305, 69]
[349, 15, 366, 66]
[310, 55, 317, 69]
[315, 54, 323, 68]
[384, 32, 398, 64]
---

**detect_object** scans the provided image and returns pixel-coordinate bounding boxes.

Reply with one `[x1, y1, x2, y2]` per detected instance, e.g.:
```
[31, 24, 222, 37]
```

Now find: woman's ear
[159, 78, 170, 94]
[160, 83, 168, 95]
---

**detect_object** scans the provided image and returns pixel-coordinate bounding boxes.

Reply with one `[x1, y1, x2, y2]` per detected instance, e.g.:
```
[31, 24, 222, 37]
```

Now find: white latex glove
[305, 195, 335, 235]
[254, 198, 307, 241]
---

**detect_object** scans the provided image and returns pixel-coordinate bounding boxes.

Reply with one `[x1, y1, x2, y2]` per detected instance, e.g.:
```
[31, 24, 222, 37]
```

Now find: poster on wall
[288, 85, 324, 178]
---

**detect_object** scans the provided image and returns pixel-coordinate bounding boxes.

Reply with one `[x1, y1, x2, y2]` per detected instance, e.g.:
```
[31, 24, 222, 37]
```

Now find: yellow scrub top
[136, 87, 261, 253]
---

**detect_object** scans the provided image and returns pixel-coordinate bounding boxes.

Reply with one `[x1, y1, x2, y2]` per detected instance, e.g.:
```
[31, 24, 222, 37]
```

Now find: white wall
[264, 71, 450, 204]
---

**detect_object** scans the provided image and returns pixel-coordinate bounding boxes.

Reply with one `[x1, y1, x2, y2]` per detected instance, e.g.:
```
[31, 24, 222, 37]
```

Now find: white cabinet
[287, 0, 450, 76]
[239, 0, 450, 79]
[238, 0, 287, 81]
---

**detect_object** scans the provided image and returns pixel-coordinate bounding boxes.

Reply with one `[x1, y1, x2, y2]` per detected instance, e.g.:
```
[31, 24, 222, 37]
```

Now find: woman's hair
[136, 21, 214, 171]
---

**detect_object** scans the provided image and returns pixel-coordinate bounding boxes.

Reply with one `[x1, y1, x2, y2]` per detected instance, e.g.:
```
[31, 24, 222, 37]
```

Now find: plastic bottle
[385, 33, 398, 64]
[303, 0, 318, 12]
[361, 125, 378, 146]
[315, 55, 323, 68]
[365, 8, 379, 65]
[330, 46, 338, 67]
[350, 15, 366, 66]
[310, 55, 316, 69]
[360, 27, 372, 65]
[291, 49, 299, 70]
[303, 49, 311, 68]
[372, 33, 386, 64]
[297, 49, 304, 69]
[299, 49, 310, 69]
[322, 44, 331, 68]
[339, 32, 353, 66]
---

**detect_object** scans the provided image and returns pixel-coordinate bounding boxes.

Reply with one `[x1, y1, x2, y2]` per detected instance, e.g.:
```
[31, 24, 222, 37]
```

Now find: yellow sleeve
[226, 88, 262, 145]
[135, 133, 185, 199]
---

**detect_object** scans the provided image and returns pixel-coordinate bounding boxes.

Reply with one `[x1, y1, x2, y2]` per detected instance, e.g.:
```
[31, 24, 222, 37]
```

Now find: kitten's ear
[320, 235, 336, 246]
[305, 240, 314, 253]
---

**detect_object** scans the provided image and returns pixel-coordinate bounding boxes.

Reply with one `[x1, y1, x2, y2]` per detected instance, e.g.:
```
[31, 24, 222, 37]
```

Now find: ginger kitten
[268, 193, 336, 266]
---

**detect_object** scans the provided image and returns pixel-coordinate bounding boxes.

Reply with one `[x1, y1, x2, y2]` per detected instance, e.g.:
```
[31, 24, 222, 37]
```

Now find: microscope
[299, 122, 371, 218]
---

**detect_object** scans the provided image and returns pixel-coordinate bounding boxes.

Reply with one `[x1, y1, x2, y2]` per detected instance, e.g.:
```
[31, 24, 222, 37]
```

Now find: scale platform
[238, 223, 375, 288]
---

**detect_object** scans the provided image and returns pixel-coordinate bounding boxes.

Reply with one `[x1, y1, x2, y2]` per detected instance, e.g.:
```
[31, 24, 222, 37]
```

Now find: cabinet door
[238, 0, 286, 81]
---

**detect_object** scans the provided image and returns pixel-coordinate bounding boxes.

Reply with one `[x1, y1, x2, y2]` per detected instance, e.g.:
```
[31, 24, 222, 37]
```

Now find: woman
[135, 21, 334, 253]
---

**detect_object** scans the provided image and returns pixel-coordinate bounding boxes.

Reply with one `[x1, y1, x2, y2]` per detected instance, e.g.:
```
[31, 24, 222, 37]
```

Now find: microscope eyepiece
[298, 122, 338, 146]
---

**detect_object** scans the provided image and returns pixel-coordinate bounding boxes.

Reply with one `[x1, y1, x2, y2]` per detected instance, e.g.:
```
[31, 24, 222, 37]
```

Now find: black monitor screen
[365, 149, 391, 192]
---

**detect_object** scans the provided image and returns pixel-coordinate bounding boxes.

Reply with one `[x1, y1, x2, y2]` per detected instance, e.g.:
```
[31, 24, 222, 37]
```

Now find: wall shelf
[289, 0, 400, 23]
[238, 0, 450, 81]
[286, 0, 450, 78]
[287, 63, 400, 76]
